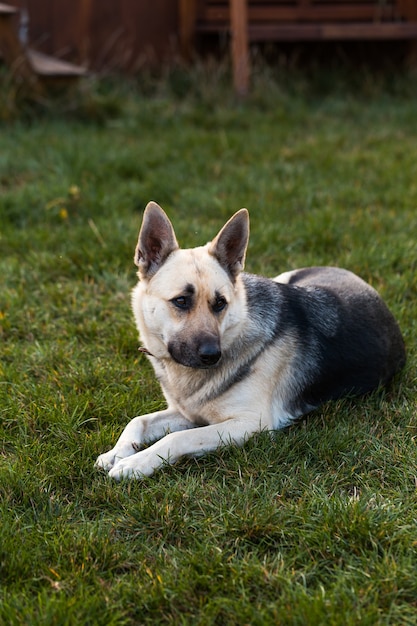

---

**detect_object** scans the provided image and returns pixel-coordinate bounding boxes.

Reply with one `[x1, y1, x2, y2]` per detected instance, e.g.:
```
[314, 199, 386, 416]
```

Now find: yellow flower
[59, 207, 69, 220]
[69, 185, 80, 200]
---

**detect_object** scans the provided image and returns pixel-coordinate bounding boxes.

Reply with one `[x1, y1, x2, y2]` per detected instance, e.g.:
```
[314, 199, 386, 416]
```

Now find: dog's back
[272, 266, 406, 414]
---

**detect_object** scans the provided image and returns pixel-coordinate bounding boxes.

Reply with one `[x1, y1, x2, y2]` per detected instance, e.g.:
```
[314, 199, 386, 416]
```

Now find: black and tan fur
[96, 202, 406, 480]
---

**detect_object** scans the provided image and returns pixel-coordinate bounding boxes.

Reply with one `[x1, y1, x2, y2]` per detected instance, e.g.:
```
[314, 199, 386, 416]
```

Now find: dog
[95, 201, 406, 480]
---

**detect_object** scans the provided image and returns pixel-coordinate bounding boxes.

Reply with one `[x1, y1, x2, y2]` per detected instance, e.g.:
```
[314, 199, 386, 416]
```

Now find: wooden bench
[0, 2, 86, 93]
[179, 0, 417, 94]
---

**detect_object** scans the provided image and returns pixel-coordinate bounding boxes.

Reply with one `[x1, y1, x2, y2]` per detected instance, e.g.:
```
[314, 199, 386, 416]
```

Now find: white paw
[95, 441, 138, 472]
[108, 449, 160, 481]
[95, 450, 117, 471]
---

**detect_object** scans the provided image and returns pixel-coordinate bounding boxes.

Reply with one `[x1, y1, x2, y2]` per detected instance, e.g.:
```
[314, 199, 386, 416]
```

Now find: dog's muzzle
[168, 334, 221, 368]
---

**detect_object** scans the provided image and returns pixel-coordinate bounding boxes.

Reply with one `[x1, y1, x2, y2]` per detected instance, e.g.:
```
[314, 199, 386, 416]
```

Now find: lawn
[1, 67, 417, 624]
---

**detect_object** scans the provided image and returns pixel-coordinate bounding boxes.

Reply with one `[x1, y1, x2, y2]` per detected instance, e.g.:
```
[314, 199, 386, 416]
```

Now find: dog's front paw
[108, 449, 159, 481]
[95, 450, 118, 471]
[95, 441, 138, 472]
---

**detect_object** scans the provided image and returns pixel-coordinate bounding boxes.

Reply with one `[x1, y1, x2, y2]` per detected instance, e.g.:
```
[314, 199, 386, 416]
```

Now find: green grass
[1, 66, 417, 624]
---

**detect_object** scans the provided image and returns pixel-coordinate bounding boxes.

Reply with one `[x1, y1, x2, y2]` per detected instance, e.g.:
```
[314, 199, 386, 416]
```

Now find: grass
[1, 64, 417, 624]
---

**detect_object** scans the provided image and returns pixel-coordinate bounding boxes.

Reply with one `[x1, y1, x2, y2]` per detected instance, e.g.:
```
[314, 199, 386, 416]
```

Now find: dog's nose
[198, 342, 221, 366]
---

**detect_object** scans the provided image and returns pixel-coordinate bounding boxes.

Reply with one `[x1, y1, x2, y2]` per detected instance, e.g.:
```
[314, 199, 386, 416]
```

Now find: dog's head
[132, 202, 249, 368]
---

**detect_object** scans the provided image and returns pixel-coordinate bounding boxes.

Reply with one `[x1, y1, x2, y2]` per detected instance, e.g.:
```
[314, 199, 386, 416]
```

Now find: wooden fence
[4, 0, 417, 76]
[8, 0, 179, 71]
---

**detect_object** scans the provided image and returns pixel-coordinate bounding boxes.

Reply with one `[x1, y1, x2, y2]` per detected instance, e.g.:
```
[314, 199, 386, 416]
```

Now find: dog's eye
[171, 296, 191, 310]
[212, 296, 227, 313]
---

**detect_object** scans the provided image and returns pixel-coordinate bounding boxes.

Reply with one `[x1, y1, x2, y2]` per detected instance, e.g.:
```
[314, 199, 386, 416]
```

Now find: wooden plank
[247, 21, 417, 41]
[321, 21, 417, 40]
[198, 4, 397, 24]
[179, 0, 198, 58]
[0, 3, 17, 14]
[78, 0, 93, 63]
[230, 0, 249, 95]
[27, 49, 87, 77]
[228, 0, 396, 5]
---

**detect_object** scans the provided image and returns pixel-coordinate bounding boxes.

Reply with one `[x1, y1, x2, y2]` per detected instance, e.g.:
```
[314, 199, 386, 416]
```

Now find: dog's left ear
[209, 209, 249, 280]
[135, 201, 179, 278]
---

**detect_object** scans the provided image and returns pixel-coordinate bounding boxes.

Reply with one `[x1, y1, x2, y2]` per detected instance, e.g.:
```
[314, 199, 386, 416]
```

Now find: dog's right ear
[134, 202, 179, 278]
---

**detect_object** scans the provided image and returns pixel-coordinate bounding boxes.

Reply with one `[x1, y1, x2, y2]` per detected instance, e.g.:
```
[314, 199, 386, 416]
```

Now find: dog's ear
[134, 202, 179, 278]
[209, 209, 249, 280]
